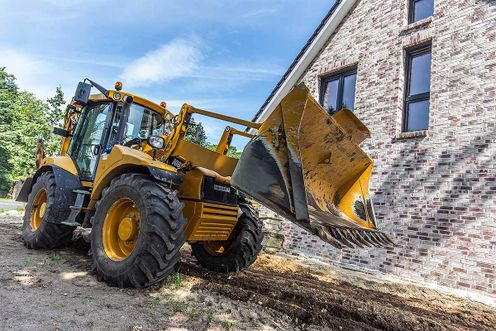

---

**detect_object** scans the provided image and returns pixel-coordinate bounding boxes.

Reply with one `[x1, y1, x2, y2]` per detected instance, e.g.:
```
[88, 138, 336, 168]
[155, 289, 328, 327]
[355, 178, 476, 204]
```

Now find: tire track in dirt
[2, 219, 494, 331]
[178, 261, 496, 331]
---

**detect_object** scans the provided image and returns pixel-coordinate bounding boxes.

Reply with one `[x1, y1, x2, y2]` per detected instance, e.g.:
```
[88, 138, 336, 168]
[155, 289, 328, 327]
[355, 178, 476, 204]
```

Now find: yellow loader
[16, 80, 392, 288]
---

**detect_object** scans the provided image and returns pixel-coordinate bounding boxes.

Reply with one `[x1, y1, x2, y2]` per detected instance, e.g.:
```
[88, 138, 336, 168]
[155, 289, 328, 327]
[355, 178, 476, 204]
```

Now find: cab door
[68, 102, 113, 180]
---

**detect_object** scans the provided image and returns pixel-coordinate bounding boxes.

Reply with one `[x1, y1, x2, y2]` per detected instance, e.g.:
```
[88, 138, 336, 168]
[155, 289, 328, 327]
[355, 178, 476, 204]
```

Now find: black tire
[90, 174, 186, 288]
[22, 171, 75, 249]
[191, 204, 263, 272]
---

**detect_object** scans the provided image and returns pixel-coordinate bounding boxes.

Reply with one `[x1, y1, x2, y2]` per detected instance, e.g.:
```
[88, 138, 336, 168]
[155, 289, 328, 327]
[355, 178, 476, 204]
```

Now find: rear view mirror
[74, 82, 91, 105]
[53, 127, 70, 137]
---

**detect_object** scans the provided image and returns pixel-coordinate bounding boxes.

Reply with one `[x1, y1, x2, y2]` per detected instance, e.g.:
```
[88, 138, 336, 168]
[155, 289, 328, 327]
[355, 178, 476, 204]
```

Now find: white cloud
[240, 7, 279, 18]
[0, 48, 56, 99]
[120, 38, 202, 88]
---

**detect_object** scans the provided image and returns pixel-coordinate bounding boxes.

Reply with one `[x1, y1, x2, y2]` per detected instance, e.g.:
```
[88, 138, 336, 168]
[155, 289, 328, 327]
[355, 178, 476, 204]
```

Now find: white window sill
[401, 16, 433, 34]
[393, 130, 428, 141]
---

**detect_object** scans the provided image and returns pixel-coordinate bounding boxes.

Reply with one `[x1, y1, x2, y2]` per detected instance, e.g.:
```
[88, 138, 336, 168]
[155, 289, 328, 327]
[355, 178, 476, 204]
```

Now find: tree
[0, 68, 18, 195]
[185, 118, 207, 146]
[0, 68, 62, 196]
[45, 87, 66, 155]
[46, 86, 65, 126]
[205, 143, 242, 159]
[7, 91, 51, 183]
[226, 146, 242, 159]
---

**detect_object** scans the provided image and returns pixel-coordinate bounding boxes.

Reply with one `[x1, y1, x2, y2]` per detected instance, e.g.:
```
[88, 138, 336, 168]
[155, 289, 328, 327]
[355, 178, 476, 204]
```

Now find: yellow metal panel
[183, 201, 238, 241]
[81, 181, 93, 187]
[178, 170, 203, 200]
[41, 156, 78, 176]
[88, 145, 178, 209]
[171, 140, 238, 177]
[107, 90, 174, 119]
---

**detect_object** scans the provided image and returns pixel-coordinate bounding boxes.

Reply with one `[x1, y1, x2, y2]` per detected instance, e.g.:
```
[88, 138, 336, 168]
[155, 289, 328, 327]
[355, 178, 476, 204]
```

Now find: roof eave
[252, 0, 357, 126]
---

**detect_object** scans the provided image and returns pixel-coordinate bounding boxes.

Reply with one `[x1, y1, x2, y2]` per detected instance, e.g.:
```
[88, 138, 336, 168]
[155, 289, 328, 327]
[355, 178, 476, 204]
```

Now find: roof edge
[252, 0, 357, 124]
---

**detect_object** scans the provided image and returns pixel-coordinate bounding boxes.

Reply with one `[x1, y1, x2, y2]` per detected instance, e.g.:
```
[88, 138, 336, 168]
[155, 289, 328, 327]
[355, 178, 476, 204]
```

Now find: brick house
[254, 0, 496, 296]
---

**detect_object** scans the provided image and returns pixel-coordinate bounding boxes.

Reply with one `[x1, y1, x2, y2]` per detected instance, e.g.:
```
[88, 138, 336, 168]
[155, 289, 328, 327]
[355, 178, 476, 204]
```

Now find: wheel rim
[30, 189, 47, 231]
[203, 241, 229, 256]
[102, 198, 141, 261]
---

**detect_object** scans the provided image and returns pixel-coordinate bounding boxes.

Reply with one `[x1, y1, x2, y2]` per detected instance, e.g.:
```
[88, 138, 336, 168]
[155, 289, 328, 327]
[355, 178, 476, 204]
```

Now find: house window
[404, 43, 432, 132]
[409, 0, 434, 24]
[320, 67, 357, 114]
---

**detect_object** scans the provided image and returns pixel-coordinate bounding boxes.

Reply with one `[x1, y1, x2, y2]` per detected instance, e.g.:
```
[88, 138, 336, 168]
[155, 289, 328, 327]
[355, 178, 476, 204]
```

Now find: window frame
[319, 66, 357, 114]
[408, 0, 434, 24]
[403, 42, 432, 132]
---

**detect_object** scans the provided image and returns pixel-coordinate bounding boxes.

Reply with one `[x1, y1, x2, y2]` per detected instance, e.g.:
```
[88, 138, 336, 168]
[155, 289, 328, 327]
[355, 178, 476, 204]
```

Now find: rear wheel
[22, 171, 75, 249]
[191, 204, 263, 272]
[90, 174, 186, 288]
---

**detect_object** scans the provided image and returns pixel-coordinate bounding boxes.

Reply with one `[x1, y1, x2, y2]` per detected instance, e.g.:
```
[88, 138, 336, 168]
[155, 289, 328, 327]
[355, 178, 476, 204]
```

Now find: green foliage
[149, 296, 161, 310]
[45, 86, 66, 155]
[221, 320, 234, 330]
[169, 269, 183, 290]
[184, 118, 207, 146]
[205, 143, 242, 159]
[43, 252, 61, 265]
[46, 86, 65, 126]
[0, 68, 65, 196]
[0, 68, 18, 195]
[185, 120, 242, 159]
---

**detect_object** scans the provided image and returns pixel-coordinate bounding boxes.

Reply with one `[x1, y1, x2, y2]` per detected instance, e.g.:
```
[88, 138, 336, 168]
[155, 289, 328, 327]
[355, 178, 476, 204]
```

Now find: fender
[16, 166, 81, 225]
[147, 166, 183, 186]
[88, 145, 182, 209]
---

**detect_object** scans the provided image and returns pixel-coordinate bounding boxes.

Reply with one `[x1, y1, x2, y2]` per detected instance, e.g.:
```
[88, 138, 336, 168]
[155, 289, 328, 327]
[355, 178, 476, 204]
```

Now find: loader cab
[67, 97, 165, 181]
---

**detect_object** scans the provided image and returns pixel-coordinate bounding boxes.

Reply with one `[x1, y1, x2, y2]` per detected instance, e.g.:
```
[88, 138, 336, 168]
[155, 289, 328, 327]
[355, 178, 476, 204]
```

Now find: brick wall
[261, 0, 496, 296]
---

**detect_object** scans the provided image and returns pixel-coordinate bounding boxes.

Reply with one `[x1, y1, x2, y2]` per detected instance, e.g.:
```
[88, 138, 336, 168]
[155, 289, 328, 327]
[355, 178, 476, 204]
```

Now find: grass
[168, 300, 188, 313]
[54, 303, 67, 309]
[43, 253, 61, 265]
[49, 253, 61, 262]
[221, 320, 235, 330]
[187, 307, 200, 321]
[23, 258, 34, 267]
[169, 269, 183, 290]
[0, 208, 5, 214]
[82, 298, 89, 305]
[149, 296, 161, 310]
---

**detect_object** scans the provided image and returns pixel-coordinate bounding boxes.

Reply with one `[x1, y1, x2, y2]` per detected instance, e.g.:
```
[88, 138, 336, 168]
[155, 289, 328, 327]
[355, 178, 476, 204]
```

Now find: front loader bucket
[232, 84, 393, 249]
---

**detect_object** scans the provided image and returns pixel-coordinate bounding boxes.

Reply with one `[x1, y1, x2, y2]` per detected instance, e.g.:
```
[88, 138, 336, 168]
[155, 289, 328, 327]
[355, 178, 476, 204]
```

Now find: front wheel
[22, 171, 75, 249]
[191, 204, 263, 272]
[90, 174, 186, 288]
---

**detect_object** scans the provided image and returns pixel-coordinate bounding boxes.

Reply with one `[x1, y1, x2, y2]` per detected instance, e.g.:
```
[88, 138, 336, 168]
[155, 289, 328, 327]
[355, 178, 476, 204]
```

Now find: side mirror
[53, 127, 70, 137]
[74, 82, 91, 105]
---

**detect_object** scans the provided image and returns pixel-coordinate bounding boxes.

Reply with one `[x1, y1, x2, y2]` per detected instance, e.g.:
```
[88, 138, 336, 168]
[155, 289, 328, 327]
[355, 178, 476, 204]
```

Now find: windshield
[108, 103, 164, 146]
[67, 102, 113, 179]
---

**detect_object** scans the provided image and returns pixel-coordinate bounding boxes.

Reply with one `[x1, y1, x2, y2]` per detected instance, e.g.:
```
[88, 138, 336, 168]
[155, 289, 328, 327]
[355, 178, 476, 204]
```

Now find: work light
[147, 136, 165, 149]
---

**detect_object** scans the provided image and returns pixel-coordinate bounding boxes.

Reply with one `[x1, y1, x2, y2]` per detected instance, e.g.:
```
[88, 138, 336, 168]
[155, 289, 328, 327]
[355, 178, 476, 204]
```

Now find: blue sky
[0, 0, 333, 149]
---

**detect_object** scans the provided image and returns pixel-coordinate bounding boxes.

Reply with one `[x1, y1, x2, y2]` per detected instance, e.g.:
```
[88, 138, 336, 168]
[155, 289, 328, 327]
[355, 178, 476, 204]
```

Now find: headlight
[113, 92, 121, 100]
[147, 136, 165, 149]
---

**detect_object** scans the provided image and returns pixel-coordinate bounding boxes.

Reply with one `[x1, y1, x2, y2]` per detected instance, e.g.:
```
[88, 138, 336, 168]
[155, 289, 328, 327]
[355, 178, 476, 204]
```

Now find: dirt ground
[1, 215, 495, 331]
